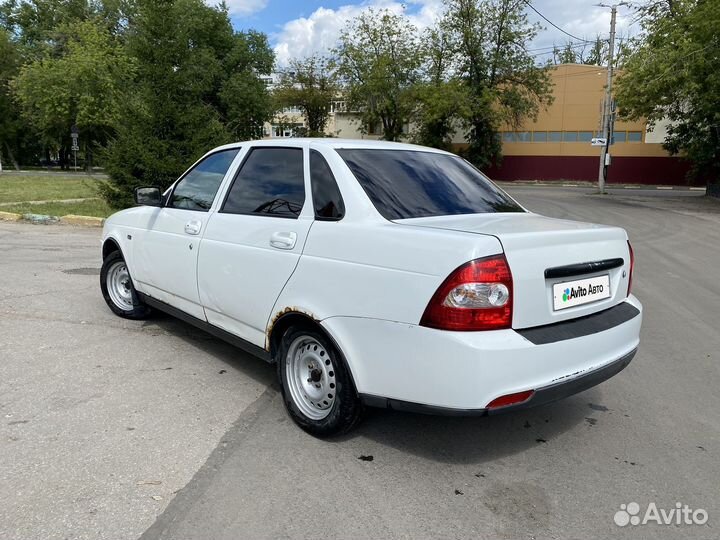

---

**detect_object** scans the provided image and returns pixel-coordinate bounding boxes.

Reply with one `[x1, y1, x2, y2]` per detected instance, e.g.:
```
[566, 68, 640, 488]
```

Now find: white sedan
[100, 139, 642, 436]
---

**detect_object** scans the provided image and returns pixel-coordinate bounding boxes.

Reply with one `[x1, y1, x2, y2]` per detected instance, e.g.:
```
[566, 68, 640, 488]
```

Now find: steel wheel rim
[107, 261, 134, 311]
[285, 336, 337, 420]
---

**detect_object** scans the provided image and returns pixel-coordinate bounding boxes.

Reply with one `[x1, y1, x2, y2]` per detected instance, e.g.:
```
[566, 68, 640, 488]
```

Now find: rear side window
[310, 150, 345, 220]
[170, 149, 239, 211]
[222, 147, 305, 218]
[337, 149, 523, 220]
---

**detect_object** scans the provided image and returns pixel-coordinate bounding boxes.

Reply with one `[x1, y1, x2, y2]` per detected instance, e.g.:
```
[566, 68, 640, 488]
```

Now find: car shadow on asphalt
[140, 311, 276, 387]
[140, 311, 601, 465]
[335, 392, 597, 465]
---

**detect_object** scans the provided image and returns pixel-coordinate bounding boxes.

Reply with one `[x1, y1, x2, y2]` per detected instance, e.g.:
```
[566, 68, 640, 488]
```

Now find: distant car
[100, 139, 642, 436]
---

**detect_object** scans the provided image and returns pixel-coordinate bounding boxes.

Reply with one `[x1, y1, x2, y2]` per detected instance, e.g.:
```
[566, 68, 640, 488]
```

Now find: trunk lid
[395, 213, 632, 328]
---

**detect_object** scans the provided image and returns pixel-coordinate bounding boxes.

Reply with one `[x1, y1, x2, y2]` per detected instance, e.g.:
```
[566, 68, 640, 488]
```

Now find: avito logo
[562, 283, 605, 302]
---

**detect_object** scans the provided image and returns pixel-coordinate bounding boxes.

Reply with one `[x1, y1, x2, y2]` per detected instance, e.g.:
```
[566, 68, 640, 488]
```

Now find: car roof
[210, 138, 453, 155]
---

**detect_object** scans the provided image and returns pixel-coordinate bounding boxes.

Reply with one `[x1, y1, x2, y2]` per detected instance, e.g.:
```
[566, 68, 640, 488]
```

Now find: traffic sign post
[70, 125, 79, 172]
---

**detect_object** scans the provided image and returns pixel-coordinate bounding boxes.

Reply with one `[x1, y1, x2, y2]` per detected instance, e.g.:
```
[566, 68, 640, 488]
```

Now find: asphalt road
[1, 187, 718, 540]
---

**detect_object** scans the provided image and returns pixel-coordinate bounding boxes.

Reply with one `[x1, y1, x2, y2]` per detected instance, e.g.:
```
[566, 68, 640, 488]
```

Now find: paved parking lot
[1, 186, 719, 540]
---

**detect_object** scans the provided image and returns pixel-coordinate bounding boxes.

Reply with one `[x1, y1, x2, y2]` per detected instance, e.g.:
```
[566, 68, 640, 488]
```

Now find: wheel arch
[102, 237, 122, 259]
[268, 310, 321, 358]
[268, 310, 359, 395]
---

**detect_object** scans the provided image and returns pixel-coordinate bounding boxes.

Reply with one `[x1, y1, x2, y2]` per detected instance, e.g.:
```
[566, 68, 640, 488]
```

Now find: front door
[133, 148, 240, 320]
[198, 146, 312, 347]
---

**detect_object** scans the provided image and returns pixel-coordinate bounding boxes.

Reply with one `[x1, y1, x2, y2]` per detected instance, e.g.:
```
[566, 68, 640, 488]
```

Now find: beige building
[263, 64, 690, 184]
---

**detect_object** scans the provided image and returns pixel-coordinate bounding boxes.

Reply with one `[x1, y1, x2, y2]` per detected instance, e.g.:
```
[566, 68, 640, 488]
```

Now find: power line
[527, 40, 604, 53]
[521, 0, 591, 43]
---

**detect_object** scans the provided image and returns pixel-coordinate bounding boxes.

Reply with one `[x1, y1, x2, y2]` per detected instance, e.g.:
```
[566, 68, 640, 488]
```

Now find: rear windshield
[337, 149, 524, 220]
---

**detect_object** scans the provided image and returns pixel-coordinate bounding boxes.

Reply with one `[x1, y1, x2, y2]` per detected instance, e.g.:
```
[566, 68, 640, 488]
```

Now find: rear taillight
[627, 241, 634, 296]
[420, 254, 513, 331]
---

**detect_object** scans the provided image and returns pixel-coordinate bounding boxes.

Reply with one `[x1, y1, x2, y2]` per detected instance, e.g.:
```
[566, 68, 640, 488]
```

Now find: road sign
[591, 137, 607, 146]
[71, 145, 80, 151]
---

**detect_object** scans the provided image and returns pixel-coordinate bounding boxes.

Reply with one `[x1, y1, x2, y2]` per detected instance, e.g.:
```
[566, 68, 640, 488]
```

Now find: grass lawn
[0, 173, 103, 204]
[1, 198, 113, 218]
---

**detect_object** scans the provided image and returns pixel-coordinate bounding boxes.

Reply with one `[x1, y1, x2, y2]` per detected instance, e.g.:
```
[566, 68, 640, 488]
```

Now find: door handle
[270, 231, 297, 250]
[184, 220, 202, 235]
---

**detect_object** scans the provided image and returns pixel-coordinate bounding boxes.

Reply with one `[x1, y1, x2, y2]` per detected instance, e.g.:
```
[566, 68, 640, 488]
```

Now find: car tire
[277, 325, 363, 436]
[100, 250, 151, 320]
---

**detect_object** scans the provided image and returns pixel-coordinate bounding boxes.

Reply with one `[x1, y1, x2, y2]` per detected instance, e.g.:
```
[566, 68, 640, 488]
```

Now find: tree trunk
[59, 146, 68, 170]
[85, 144, 93, 172]
[707, 182, 720, 198]
[4, 141, 20, 170]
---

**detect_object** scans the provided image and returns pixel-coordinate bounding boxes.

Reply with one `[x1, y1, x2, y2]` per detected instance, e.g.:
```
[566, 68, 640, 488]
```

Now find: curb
[0, 210, 22, 221]
[495, 181, 707, 192]
[0, 211, 104, 227]
[60, 214, 105, 227]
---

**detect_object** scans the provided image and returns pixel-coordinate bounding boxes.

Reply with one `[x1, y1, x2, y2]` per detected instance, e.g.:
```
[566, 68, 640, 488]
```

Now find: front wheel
[100, 250, 151, 319]
[277, 326, 363, 436]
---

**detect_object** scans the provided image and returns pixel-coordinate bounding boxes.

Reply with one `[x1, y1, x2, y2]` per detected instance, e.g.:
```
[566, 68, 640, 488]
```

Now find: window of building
[502, 132, 516, 143]
[330, 101, 347, 113]
[222, 147, 305, 218]
[271, 124, 302, 138]
[169, 149, 239, 211]
[516, 131, 531, 142]
[310, 150, 345, 220]
[548, 131, 562, 142]
[578, 131, 593, 142]
[533, 131, 547, 142]
[613, 131, 627, 143]
[563, 131, 578, 142]
[628, 131, 642, 142]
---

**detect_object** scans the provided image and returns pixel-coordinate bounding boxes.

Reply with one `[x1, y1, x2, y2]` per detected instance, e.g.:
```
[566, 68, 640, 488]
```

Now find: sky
[207, 0, 638, 66]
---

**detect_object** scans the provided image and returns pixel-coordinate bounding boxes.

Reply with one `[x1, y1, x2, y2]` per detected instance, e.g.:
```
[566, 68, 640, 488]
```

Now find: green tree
[219, 30, 275, 140]
[12, 19, 135, 168]
[101, 0, 274, 207]
[273, 56, 339, 137]
[552, 36, 634, 67]
[0, 27, 23, 169]
[443, 0, 554, 168]
[615, 0, 720, 189]
[334, 8, 424, 141]
[412, 26, 471, 150]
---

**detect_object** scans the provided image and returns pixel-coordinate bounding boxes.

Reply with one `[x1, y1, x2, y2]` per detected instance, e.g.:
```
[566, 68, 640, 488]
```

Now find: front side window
[222, 147, 305, 218]
[338, 149, 524, 220]
[169, 149, 239, 211]
[310, 150, 344, 220]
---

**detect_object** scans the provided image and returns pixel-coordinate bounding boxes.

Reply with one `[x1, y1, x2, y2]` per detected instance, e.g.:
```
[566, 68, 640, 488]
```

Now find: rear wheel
[100, 250, 150, 319]
[277, 326, 362, 436]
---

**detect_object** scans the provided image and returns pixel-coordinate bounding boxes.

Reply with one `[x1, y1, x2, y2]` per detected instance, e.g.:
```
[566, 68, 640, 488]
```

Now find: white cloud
[525, 1, 637, 55]
[207, 0, 268, 16]
[271, 0, 638, 66]
[273, 0, 444, 66]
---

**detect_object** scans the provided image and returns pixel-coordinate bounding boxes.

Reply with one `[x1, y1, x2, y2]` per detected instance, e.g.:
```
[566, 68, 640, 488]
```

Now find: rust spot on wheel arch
[265, 307, 318, 351]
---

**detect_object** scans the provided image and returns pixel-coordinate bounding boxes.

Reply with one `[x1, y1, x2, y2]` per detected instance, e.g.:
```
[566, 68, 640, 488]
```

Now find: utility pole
[597, 4, 619, 194]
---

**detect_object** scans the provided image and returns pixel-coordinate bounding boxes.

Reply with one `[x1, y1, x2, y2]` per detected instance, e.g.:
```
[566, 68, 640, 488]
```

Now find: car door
[197, 145, 312, 347]
[132, 148, 240, 320]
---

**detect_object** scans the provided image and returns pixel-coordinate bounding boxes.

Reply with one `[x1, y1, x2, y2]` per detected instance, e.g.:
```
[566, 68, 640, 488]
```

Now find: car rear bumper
[321, 295, 642, 412]
[359, 347, 636, 416]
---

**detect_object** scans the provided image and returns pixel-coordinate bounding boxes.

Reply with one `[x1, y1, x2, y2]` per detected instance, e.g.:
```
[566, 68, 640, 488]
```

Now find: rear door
[132, 148, 240, 319]
[197, 145, 312, 347]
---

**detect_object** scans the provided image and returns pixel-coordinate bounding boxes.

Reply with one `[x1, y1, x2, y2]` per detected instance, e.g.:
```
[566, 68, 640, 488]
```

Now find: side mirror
[134, 186, 162, 207]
